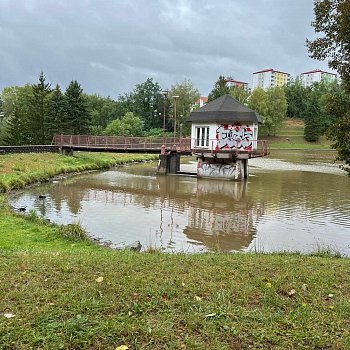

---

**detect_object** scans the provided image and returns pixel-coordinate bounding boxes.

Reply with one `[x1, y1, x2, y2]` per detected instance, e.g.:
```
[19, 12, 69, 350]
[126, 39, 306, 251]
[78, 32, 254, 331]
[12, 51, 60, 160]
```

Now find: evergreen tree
[64, 80, 89, 134]
[46, 84, 66, 139]
[29, 72, 52, 144]
[304, 91, 323, 142]
[208, 76, 229, 102]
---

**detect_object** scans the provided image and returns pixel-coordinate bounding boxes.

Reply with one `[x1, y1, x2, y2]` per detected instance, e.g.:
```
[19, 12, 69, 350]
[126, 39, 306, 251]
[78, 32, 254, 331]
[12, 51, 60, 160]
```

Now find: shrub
[59, 222, 89, 241]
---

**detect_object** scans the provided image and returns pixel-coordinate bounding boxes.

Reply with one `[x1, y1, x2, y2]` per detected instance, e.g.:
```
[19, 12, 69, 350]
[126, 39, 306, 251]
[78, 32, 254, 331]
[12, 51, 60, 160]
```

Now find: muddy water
[10, 150, 350, 255]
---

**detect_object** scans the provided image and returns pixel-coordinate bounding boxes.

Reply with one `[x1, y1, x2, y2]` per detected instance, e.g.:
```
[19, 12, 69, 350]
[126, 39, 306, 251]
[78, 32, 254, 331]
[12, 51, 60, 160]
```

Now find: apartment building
[225, 77, 249, 91]
[299, 69, 337, 87]
[252, 69, 291, 90]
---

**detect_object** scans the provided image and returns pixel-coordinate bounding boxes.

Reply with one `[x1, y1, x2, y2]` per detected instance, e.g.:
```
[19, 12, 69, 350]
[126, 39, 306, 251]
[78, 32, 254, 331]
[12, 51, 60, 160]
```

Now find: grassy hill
[261, 119, 332, 149]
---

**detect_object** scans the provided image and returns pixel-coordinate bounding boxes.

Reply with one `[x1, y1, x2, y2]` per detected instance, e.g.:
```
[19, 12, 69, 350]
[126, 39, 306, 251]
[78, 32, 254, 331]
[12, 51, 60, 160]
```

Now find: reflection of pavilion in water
[157, 176, 266, 252]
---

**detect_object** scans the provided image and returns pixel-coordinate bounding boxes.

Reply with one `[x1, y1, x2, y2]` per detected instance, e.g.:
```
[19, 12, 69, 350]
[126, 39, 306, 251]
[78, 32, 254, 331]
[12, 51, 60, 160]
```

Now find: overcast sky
[0, 0, 331, 98]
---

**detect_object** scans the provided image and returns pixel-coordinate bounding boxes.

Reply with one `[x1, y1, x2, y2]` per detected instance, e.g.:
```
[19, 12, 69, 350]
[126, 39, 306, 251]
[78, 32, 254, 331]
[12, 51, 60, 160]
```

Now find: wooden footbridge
[51, 135, 270, 158]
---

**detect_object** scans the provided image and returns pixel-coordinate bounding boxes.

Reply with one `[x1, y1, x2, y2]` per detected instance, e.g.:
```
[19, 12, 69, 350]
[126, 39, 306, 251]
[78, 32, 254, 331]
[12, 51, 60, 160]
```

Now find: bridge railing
[52, 135, 269, 157]
[52, 135, 192, 152]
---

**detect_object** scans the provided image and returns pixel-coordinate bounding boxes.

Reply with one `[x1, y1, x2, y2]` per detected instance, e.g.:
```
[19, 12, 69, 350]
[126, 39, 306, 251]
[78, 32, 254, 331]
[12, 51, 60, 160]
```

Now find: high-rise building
[299, 69, 337, 87]
[225, 77, 249, 91]
[252, 69, 291, 90]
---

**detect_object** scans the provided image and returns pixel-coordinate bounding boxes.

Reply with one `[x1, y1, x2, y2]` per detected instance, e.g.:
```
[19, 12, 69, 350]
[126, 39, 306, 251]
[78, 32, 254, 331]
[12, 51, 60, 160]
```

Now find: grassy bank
[1, 207, 349, 349]
[0, 152, 158, 193]
[263, 119, 332, 150]
[1, 152, 349, 349]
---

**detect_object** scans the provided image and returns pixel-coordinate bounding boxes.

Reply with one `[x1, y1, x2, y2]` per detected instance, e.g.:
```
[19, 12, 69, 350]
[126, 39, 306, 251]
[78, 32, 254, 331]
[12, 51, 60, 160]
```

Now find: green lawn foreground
[0, 152, 349, 349]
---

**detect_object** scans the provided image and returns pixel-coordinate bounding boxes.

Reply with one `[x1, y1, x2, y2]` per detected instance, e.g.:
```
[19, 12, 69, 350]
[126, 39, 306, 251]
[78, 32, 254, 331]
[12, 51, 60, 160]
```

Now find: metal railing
[52, 135, 192, 153]
[52, 135, 269, 157]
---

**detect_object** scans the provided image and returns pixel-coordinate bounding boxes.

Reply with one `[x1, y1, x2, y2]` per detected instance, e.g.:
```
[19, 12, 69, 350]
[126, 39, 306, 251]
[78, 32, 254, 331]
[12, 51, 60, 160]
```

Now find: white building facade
[299, 70, 337, 87]
[252, 69, 291, 90]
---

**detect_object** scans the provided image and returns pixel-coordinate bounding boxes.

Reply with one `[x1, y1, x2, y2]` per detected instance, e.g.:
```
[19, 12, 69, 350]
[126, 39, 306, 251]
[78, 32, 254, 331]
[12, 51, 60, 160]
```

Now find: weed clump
[59, 222, 89, 241]
[0, 195, 9, 210]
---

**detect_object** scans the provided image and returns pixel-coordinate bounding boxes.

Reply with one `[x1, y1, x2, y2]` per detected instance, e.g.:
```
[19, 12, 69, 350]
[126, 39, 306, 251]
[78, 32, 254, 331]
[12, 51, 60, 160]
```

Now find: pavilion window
[196, 127, 209, 147]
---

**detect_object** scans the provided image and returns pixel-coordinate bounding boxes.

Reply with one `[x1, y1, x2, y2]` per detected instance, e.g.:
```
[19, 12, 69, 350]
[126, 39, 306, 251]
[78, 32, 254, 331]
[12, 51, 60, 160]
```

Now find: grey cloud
[0, 0, 332, 98]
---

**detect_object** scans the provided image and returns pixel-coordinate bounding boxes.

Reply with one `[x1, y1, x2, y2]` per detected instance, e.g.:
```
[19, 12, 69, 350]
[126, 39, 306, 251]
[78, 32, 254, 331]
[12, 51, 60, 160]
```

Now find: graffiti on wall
[197, 161, 238, 178]
[215, 124, 253, 150]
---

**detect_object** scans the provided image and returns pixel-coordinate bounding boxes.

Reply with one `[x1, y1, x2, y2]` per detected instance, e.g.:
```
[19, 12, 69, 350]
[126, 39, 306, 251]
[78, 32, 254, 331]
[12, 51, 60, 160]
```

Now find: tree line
[0, 75, 200, 145]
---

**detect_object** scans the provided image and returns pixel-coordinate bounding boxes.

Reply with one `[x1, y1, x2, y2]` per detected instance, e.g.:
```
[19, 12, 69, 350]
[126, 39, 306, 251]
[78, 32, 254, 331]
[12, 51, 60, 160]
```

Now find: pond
[10, 150, 350, 255]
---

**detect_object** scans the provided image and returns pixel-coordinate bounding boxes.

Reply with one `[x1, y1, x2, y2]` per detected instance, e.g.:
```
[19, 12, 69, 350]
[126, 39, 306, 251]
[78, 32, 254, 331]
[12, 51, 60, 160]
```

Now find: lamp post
[172, 95, 179, 144]
[161, 90, 168, 145]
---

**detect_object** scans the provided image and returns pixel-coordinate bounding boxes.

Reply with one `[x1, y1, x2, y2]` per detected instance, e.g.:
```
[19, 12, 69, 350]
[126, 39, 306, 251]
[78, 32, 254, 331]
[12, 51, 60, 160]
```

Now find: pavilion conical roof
[188, 94, 262, 123]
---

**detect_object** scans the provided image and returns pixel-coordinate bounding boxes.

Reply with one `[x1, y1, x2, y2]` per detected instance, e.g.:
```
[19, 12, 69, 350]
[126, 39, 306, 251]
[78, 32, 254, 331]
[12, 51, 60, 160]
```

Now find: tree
[307, 0, 350, 173]
[248, 87, 287, 136]
[248, 88, 269, 133]
[208, 76, 229, 102]
[29, 72, 52, 144]
[64, 80, 89, 134]
[266, 87, 288, 136]
[46, 84, 66, 139]
[85, 94, 118, 130]
[325, 87, 350, 175]
[3, 85, 33, 145]
[284, 79, 309, 119]
[131, 78, 164, 130]
[105, 112, 143, 136]
[304, 90, 324, 142]
[229, 86, 249, 104]
[169, 79, 200, 136]
[306, 0, 350, 91]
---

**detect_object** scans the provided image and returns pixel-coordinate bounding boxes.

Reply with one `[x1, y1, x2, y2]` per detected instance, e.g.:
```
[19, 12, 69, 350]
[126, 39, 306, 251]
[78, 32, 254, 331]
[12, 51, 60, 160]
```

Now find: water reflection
[9, 151, 350, 255]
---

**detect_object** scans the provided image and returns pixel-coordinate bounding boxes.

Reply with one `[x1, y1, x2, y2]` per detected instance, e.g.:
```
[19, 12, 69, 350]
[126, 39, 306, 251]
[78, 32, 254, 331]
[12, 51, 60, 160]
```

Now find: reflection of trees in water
[41, 171, 266, 252]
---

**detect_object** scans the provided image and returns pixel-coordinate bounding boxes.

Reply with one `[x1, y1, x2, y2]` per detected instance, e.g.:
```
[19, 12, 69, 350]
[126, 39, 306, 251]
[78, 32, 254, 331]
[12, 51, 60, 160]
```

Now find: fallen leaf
[3, 313, 15, 318]
[195, 295, 202, 301]
[328, 305, 334, 310]
[115, 346, 128, 350]
[288, 289, 296, 297]
[95, 276, 104, 283]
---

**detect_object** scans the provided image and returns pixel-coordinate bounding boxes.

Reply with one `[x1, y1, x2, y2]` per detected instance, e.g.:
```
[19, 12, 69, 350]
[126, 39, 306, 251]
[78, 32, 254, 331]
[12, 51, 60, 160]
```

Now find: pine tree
[208, 76, 230, 102]
[64, 80, 89, 134]
[29, 72, 52, 144]
[304, 91, 323, 142]
[46, 84, 66, 139]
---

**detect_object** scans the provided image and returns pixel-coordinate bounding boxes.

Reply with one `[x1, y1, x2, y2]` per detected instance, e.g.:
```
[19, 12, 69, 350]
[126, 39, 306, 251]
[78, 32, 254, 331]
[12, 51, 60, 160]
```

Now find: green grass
[0, 152, 349, 349]
[0, 152, 158, 193]
[262, 119, 332, 150]
[0, 208, 349, 349]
